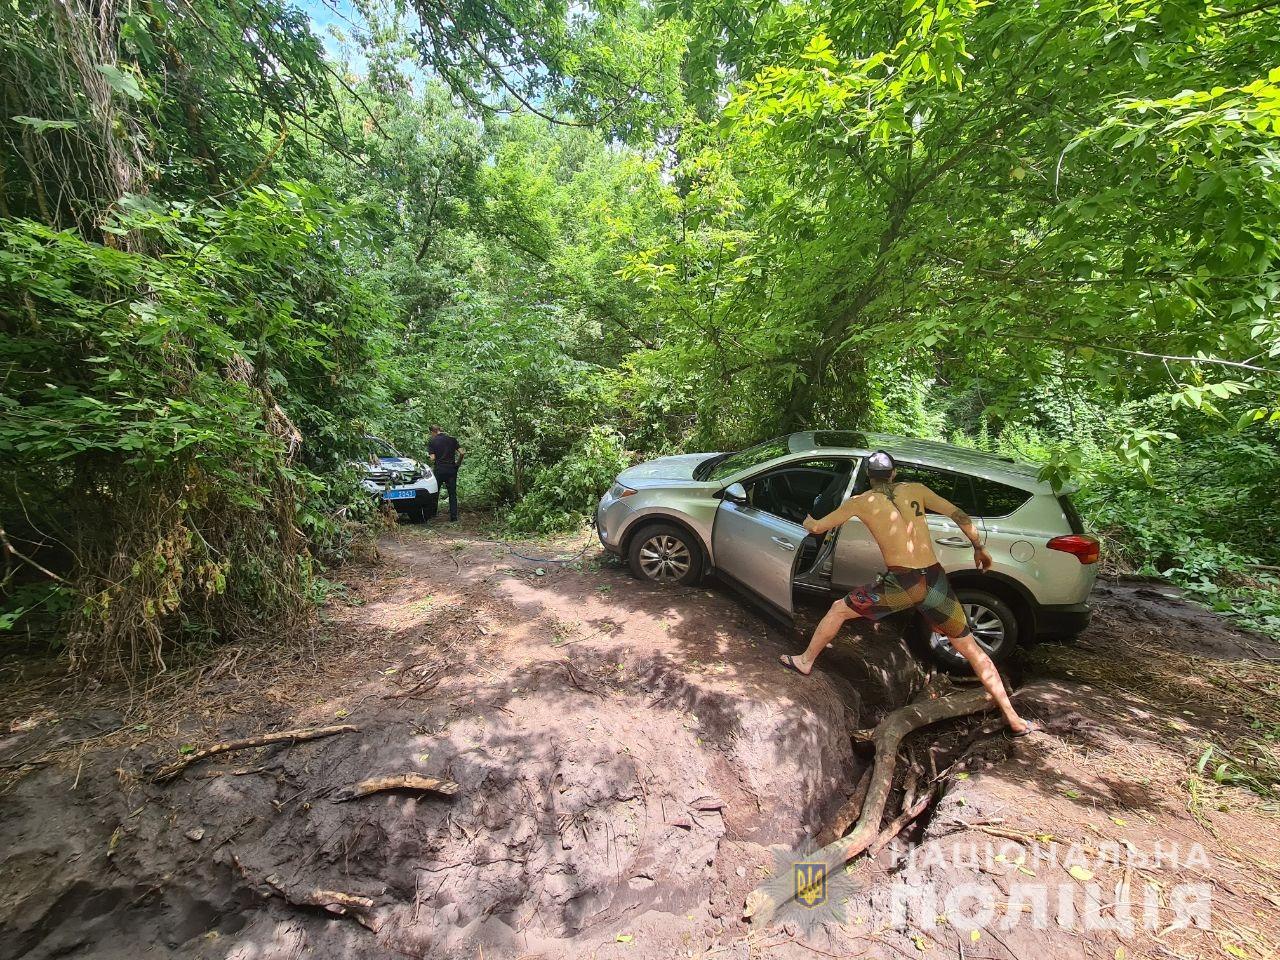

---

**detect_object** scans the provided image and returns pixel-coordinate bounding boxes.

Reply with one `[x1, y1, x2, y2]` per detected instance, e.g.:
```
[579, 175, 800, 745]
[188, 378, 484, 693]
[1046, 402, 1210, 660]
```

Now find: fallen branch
[233, 853, 379, 931]
[0, 523, 69, 586]
[744, 686, 993, 922]
[332, 773, 460, 803]
[383, 669, 441, 700]
[151, 724, 357, 782]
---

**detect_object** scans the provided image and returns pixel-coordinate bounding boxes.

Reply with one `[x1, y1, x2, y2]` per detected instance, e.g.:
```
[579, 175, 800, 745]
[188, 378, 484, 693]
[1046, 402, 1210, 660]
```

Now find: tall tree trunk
[780, 190, 915, 431]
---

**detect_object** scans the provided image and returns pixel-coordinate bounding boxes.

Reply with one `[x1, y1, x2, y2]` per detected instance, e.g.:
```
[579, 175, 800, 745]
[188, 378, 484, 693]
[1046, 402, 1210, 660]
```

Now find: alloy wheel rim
[638, 535, 691, 582]
[932, 601, 1005, 656]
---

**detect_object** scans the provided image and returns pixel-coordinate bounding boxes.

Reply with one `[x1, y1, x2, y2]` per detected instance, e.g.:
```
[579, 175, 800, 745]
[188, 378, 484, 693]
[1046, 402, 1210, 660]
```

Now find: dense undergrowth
[2, 0, 1278, 667]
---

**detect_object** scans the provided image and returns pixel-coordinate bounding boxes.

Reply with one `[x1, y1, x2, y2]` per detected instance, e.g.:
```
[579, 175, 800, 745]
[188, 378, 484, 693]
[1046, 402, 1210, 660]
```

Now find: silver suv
[596, 431, 1099, 668]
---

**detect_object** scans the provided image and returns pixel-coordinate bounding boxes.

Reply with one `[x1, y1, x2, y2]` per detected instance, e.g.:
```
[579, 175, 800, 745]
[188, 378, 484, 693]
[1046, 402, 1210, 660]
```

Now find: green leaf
[13, 116, 78, 133]
[95, 64, 144, 100]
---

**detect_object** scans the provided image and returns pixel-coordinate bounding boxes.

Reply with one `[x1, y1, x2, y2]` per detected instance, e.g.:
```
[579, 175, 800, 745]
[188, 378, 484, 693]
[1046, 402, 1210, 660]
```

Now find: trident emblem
[794, 861, 827, 908]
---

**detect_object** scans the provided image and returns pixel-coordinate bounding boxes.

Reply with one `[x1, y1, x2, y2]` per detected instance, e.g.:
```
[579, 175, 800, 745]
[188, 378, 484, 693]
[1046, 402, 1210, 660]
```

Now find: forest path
[1, 520, 1278, 959]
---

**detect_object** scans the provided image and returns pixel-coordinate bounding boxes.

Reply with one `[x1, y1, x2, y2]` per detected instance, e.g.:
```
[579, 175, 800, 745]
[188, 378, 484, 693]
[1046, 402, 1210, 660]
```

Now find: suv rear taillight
[1047, 534, 1100, 564]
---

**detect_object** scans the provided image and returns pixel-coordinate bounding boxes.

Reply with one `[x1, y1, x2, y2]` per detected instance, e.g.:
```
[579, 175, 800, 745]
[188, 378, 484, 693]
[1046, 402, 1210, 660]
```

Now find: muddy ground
[2, 521, 1278, 960]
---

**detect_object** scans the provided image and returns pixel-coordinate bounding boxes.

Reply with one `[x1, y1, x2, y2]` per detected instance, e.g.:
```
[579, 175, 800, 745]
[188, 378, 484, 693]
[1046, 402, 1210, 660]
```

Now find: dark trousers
[437, 469, 459, 520]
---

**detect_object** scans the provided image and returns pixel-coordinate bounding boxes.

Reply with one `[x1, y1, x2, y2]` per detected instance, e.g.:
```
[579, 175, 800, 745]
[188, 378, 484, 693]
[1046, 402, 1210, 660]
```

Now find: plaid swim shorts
[843, 563, 970, 639]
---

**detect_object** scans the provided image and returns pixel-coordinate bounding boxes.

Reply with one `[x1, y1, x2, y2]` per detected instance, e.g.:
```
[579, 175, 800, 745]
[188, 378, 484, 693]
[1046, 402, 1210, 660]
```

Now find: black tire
[627, 523, 703, 586]
[420, 492, 439, 521]
[916, 588, 1020, 672]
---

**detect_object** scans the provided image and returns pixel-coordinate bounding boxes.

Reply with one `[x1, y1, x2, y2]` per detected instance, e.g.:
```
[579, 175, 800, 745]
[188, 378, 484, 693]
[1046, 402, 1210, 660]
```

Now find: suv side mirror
[720, 482, 747, 504]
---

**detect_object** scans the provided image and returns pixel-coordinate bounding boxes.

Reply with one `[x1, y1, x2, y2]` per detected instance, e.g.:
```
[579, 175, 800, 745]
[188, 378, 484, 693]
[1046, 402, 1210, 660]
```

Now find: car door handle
[771, 536, 796, 551]
[935, 536, 970, 547]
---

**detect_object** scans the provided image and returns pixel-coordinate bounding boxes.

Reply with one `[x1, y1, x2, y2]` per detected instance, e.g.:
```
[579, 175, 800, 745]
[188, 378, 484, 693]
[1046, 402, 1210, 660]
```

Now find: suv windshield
[365, 436, 400, 459]
[696, 437, 792, 483]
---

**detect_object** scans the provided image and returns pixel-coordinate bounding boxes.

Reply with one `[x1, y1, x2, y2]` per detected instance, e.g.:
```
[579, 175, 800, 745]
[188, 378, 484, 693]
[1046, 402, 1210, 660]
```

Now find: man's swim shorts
[843, 563, 970, 639]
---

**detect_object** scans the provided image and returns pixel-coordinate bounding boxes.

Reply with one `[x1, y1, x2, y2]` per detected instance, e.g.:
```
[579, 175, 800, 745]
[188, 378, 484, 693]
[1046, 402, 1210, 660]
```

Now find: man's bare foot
[1007, 720, 1038, 738]
[779, 654, 813, 676]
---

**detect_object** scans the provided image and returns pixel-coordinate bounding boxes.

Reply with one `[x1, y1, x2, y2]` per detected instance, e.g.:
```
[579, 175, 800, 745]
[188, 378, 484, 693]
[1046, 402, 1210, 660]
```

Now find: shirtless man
[779, 450, 1033, 736]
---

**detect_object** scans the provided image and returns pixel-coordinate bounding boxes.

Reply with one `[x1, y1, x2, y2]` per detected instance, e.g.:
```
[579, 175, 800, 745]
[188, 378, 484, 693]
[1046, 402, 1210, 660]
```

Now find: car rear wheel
[923, 589, 1019, 671]
[627, 523, 702, 586]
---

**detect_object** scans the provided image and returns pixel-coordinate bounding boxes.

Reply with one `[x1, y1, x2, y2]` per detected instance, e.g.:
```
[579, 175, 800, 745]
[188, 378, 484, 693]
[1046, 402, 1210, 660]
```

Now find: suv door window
[893, 463, 1031, 518]
[889, 463, 977, 513]
[745, 458, 854, 525]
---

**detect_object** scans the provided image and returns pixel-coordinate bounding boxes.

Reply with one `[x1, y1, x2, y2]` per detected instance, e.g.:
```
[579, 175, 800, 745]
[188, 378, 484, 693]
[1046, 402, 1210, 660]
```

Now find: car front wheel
[924, 588, 1019, 671]
[627, 523, 702, 586]
[419, 492, 439, 521]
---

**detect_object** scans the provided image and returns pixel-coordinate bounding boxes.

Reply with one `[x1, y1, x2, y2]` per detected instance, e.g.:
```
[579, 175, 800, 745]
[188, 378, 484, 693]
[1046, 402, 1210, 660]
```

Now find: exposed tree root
[744, 686, 993, 922]
[151, 724, 357, 782]
[815, 766, 873, 847]
[869, 782, 940, 857]
[382, 669, 441, 700]
[332, 773, 460, 802]
[265, 878, 378, 930]
[232, 854, 379, 931]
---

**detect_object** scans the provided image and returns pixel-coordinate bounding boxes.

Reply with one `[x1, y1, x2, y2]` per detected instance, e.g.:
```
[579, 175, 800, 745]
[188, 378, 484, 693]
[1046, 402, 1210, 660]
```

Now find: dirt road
[2, 521, 1278, 959]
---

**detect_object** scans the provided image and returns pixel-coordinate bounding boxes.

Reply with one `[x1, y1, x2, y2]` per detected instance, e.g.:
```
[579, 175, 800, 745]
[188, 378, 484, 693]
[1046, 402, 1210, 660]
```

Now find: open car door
[711, 487, 806, 617]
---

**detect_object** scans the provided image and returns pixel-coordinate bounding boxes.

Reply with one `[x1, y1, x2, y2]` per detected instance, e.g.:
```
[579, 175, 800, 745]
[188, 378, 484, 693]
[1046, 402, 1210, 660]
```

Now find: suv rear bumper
[1035, 602, 1091, 638]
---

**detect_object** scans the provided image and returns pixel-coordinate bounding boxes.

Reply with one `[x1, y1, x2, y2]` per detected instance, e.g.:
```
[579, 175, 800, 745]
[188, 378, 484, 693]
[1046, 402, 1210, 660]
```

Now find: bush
[0, 186, 391, 671]
[506, 427, 631, 535]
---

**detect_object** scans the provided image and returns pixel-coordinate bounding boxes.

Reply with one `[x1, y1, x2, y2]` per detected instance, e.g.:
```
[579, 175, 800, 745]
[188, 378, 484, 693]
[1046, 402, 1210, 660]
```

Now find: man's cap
[866, 450, 896, 477]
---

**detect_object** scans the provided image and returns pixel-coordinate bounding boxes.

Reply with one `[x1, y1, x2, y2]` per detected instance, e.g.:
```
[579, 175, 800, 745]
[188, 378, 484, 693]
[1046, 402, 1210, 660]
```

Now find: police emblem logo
[794, 862, 827, 908]
[756, 840, 861, 937]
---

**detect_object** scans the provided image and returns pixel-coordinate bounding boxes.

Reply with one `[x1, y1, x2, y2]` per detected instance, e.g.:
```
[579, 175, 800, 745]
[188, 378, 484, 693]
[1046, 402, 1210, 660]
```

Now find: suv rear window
[890, 463, 966, 505]
[968, 476, 1033, 518]
[889, 463, 1032, 518]
[1058, 495, 1086, 534]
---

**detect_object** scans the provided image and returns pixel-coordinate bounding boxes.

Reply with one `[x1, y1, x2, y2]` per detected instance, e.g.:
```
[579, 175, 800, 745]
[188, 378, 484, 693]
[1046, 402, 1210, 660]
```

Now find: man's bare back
[802, 480, 993, 572]
[780, 451, 1031, 736]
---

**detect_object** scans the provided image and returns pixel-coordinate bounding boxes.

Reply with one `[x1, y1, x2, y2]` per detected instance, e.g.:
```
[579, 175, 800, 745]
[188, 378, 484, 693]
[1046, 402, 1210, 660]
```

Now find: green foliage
[0, 181, 392, 666]
[507, 427, 631, 534]
[5, 0, 1280, 665]
[1195, 739, 1280, 806]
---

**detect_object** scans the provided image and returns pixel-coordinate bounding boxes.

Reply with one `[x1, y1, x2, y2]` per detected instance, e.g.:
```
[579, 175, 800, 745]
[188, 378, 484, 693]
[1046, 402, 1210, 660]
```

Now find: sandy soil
[1, 521, 1277, 960]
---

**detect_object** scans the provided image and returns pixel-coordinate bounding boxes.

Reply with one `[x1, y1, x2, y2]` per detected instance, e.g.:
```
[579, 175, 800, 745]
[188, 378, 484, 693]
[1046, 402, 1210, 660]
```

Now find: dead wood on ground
[151, 724, 357, 782]
[332, 773, 460, 803]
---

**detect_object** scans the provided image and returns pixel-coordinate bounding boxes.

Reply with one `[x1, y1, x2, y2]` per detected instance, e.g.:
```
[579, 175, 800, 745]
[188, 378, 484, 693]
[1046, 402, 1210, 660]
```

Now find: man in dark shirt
[427, 425, 464, 522]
